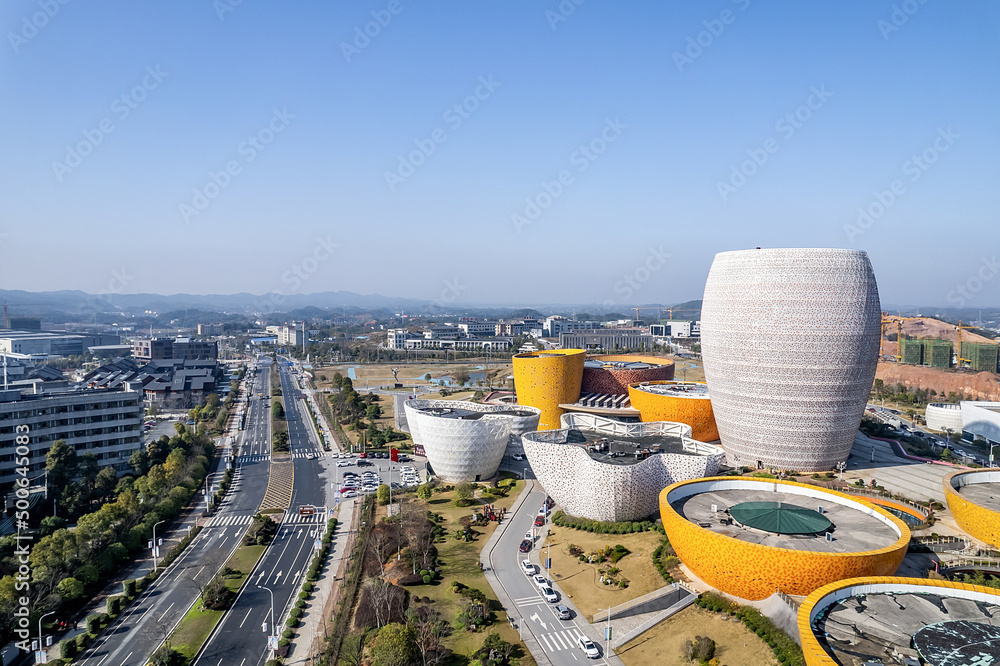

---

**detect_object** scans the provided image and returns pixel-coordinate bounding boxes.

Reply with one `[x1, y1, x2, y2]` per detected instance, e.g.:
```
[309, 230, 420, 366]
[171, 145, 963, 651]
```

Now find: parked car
[357, 460, 372, 467]
[520, 560, 535, 576]
[534, 515, 545, 527]
[532, 574, 548, 589]
[340, 490, 357, 498]
[577, 636, 599, 658]
[519, 539, 532, 553]
[541, 586, 558, 603]
[337, 461, 351, 467]
[554, 605, 571, 620]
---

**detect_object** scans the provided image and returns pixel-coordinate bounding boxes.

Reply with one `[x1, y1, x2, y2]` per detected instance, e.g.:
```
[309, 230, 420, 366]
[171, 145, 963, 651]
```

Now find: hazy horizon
[2, 2, 997, 310]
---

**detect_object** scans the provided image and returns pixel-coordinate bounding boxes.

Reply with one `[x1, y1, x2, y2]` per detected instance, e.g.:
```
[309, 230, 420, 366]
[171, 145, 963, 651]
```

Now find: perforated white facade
[403, 399, 541, 483]
[700, 248, 882, 471]
[522, 413, 725, 522]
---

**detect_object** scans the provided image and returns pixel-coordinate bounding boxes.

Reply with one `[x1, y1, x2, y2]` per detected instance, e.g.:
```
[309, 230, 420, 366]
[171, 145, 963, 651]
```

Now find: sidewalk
[283, 497, 360, 665]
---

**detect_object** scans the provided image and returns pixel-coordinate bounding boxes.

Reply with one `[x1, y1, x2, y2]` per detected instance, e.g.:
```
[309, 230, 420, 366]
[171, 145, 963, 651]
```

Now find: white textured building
[960, 402, 1000, 446]
[522, 413, 725, 522]
[403, 399, 541, 482]
[700, 248, 882, 471]
[925, 402, 965, 433]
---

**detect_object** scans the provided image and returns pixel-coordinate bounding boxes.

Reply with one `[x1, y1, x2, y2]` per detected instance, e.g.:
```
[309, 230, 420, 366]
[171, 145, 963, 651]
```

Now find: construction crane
[956, 320, 976, 367]
[880, 314, 924, 362]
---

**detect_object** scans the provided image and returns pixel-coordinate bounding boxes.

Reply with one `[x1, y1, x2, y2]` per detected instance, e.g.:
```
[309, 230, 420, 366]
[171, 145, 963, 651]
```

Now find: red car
[358, 452, 367, 458]
[534, 515, 545, 527]
[519, 539, 532, 553]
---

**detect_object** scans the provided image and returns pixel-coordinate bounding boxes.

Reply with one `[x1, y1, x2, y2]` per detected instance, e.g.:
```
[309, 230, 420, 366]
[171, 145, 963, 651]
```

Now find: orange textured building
[512, 349, 586, 430]
[628, 381, 719, 442]
[944, 469, 1000, 548]
[660, 477, 909, 600]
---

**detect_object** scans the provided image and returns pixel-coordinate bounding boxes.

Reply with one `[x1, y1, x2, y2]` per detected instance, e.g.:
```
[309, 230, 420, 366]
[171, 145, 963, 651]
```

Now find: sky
[1, 1, 998, 310]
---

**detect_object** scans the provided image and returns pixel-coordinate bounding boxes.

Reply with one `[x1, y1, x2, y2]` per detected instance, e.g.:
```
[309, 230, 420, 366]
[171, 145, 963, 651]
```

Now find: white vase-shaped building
[700, 248, 881, 471]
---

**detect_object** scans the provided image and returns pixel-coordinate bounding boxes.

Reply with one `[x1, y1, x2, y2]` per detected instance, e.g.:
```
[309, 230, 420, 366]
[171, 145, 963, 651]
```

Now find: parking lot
[331, 454, 425, 498]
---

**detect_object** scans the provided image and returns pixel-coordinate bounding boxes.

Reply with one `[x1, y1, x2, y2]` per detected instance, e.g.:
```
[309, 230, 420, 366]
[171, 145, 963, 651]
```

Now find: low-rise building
[558, 328, 654, 351]
[0, 387, 143, 490]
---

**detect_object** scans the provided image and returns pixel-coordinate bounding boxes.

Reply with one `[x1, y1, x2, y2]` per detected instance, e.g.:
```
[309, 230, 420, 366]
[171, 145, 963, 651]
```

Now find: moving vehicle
[306, 453, 317, 460]
[541, 586, 558, 603]
[512, 453, 524, 461]
[554, 605, 571, 620]
[337, 461, 351, 468]
[577, 636, 599, 658]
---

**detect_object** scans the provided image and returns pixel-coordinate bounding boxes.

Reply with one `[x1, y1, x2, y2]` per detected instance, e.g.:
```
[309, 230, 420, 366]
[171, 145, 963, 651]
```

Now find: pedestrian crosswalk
[290, 450, 323, 459]
[236, 454, 270, 464]
[537, 629, 586, 653]
[205, 511, 326, 528]
[206, 514, 255, 528]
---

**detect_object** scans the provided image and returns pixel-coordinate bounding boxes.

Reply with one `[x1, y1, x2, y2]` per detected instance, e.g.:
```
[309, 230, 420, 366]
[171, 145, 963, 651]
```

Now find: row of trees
[0, 425, 215, 646]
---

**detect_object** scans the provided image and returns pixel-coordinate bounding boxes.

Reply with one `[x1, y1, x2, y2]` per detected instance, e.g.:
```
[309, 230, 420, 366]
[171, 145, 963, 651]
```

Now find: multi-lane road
[485, 482, 615, 666]
[194, 359, 333, 666]
[77, 359, 273, 666]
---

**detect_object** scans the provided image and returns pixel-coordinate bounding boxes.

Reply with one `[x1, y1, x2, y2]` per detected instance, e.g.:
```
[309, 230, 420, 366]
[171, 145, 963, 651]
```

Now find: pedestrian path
[537, 628, 587, 653]
[281, 512, 327, 525]
[236, 454, 271, 463]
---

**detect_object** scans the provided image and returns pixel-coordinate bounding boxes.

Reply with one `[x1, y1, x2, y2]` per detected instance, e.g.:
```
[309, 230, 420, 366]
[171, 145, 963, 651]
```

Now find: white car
[340, 490, 357, 498]
[512, 453, 524, 461]
[577, 636, 599, 658]
[541, 586, 558, 603]
[520, 560, 535, 576]
[532, 574, 548, 589]
[337, 461, 351, 467]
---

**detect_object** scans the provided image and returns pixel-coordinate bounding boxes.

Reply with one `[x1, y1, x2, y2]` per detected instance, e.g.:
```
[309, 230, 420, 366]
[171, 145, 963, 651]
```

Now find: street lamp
[837, 461, 847, 481]
[36, 610, 56, 662]
[152, 520, 166, 571]
[260, 585, 276, 660]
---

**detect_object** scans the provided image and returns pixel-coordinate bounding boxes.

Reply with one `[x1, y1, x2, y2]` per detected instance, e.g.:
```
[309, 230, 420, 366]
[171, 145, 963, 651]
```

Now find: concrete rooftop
[957, 482, 1000, 511]
[672, 489, 900, 553]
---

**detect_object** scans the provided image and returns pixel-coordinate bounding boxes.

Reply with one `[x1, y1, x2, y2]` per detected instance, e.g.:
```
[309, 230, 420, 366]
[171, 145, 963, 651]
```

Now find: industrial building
[800, 577, 1000, 665]
[523, 413, 724, 522]
[898, 338, 954, 368]
[557, 328, 654, 351]
[700, 248, 882, 471]
[403, 399, 541, 482]
[660, 477, 909, 601]
[131, 337, 217, 361]
[0, 387, 143, 490]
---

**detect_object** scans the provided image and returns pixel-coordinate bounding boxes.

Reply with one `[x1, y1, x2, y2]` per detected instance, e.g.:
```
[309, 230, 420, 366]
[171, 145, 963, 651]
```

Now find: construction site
[877, 316, 1000, 402]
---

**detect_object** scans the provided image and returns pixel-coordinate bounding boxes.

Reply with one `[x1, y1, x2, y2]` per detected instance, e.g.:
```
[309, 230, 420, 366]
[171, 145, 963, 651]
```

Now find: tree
[201, 574, 234, 610]
[455, 482, 474, 501]
[378, 484, 391, 506]
[476, 633, 515, 664]
[417, 484, 432, 501]
[371, 623, 417, 666]
[408, 606, 451, 666]
[95, 467, 119, 502]
[271, 401, 285, 420]
[46, 440, 78, 491]
[55, 577, 84, 601]
[368, 528, 393, 576]
[367, 403, 383, 420]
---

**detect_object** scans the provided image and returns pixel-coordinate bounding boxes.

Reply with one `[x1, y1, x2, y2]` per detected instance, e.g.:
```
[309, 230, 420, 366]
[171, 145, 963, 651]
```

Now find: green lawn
[401, 482, 534, 665]
[171, 606, 224, 661]
[167, 543, 266, 660]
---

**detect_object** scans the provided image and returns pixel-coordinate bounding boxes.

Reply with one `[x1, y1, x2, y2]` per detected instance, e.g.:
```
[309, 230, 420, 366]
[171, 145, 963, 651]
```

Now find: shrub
[282, 628, 294, 639]
[106, 595, 122, 615]
[61, 639, 78, 659]
[290, 608, 302, 619]
[286, 617, 298, 628]
[296, 599, 306, 609]
[398, 574, 424, 586]
[302, 582, 314, 592]
[423, 575, 433, 585]
[298, 590, 310, 600]
[86, 614, 102, 634]
[123, 578, 137, 598]
[609, 544, 630, 563]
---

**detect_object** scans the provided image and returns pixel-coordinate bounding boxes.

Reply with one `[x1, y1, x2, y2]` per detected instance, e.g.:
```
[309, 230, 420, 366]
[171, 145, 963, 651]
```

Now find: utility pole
[599, 606, 612, 658]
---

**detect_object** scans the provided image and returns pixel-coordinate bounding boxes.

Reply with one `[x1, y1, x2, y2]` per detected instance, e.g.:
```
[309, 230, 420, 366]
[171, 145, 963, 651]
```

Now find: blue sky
[1, 1, 997, 309]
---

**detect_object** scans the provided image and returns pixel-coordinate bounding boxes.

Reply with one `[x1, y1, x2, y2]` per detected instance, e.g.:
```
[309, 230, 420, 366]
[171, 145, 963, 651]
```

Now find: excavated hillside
[875, 363, 1000, 401]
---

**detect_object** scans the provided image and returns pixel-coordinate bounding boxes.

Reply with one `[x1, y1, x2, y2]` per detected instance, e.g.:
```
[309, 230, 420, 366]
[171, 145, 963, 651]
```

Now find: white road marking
[119, 652, 133, 666]
[157, 602, 175, 621]
[239, 607, 253, 628]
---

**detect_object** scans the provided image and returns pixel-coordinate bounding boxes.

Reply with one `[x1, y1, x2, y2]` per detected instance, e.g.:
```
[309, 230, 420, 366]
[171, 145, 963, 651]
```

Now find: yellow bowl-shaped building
[659, 477, 910, 600]
[628, 381, 719, 442]
[512, 349, 586, 430]
[800, 577, 1000, 665]
[944, 468, 1000, 548]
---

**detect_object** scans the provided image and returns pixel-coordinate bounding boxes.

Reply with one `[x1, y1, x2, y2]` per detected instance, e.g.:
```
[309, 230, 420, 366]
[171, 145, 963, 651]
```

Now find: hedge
[551, 510, 664, 534]
[697, 593, 804, 666]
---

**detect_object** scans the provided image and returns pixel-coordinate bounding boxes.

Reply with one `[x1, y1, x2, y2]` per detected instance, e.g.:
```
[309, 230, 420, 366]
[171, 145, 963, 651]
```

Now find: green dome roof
[729, 501, 833, 534]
